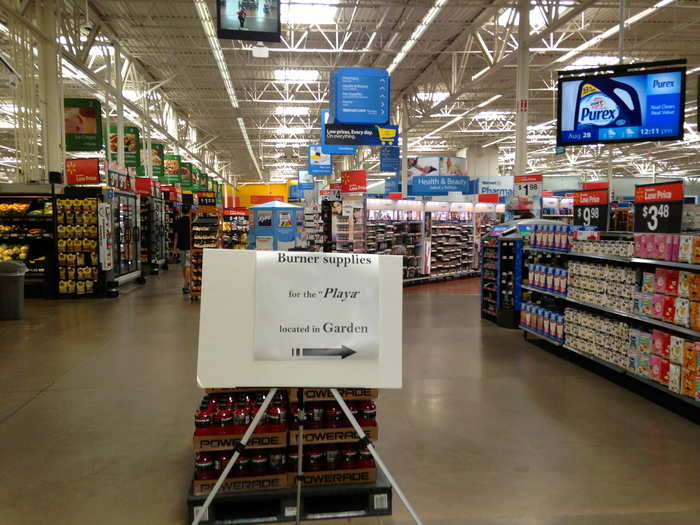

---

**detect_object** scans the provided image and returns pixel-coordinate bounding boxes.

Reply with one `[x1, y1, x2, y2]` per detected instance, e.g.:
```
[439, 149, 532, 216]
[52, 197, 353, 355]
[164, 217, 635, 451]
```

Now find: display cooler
[190, 192, 221, 300]
[111, 189, 142, 283]
[0, 185, 58, 298]
[137, 192, 167, 274]
[222, 208, 249, 249]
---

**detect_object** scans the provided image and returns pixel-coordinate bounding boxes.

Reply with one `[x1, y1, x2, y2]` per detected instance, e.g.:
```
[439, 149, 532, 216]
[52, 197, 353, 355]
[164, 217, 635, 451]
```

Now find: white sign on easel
[196, 250, 403, 388]
[255, 252, 379, 361]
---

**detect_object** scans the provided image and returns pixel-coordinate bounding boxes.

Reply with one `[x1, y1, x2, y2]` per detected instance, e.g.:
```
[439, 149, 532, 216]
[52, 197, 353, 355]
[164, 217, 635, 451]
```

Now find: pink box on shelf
[651, 330, 670, 358]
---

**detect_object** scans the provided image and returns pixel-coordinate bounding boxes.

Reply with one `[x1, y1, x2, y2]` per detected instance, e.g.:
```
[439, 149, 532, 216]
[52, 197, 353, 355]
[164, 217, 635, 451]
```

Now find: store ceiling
[4, 0, 700, 183]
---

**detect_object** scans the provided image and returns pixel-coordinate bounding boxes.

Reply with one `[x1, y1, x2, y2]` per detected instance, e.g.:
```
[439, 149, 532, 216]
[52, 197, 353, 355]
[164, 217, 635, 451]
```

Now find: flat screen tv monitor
[217, 0, 281, 43]
[557, 66, 686, 146]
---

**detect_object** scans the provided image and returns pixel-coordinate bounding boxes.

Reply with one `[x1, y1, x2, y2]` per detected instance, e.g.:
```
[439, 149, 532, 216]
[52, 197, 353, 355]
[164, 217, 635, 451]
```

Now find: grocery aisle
[1, 273, 700, 525]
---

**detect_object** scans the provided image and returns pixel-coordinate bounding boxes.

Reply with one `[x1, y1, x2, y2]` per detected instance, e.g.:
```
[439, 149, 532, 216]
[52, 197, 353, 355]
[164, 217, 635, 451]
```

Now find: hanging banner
[380, 146, 401, 172]
[573, 189, 609, 229]
[341, 170, 367, 194]
[148, 143, 164, 179]
[321, 109, 357, 155]
[410, 175, 469, 196]
[308, 145, 333, 176]
[325, 124, 399, 147]
[191, 166, 202, 192]
[65, 158, 101, 185]
[633, 181, 683, 233]
[330, 67, 391, 125]
[64, 98, 103, 152]
[162, 154, 182, 184]
[180, 162, 193, 189]
[108, 126, 141, 167]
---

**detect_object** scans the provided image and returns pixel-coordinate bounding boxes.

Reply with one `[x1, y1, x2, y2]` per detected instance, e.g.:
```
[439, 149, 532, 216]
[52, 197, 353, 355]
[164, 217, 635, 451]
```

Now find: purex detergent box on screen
[557, 67, 685, 146]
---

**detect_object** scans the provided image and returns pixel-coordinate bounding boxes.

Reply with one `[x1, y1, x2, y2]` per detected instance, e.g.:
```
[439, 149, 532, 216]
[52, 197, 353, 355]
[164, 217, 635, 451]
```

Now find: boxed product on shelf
[634, 233, 680, 261]
[652, 329, 671, 358]
[570, 239, 634, 257]
[682, 368, 696, 397]
[288, 388, 378, 402]
[649, 355, 670, 385]
[529, 264, 567, 295]
[192, 449, 289, 496]
[655, 268, 679, 295]
[289, 443, 376, 487]
[669, 363, 682, 393]
[520, 303, 565, 342]
[669, 336, 685, 364]
[566, 307, 629, 368]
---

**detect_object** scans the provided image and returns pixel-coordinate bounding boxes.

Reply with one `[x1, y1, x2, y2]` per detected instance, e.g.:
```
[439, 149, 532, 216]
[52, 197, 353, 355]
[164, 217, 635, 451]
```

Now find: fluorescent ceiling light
[565, 55, 623, 69]
[416, 91, 450, 103]
[274, 69, 320, 83]
[275, 106, 310, 116]
[282, 0, 338, 25]
[387, 0, 449, 75]
[275, 126, 308, 135]
[555, 0, 675, 64]
[497, 6, 567, 33]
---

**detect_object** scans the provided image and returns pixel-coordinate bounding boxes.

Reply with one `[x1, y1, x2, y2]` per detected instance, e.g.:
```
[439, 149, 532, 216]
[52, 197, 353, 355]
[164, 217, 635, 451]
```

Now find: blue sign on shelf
[410, 175, 469, 196]
[384, 174, 401, 194]
[321, 109, 356, 155]
[325, 124, 399, 147]
[308, 144, 333, 176]
[380, 146, 401, 172]
[330, 68, 391, 125]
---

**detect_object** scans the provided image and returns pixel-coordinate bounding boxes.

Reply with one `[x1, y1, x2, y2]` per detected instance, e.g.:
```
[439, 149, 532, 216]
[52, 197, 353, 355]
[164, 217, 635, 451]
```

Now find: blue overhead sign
[308, 144, 333, 175]
[410, 175, 469, 196]
[325, 124, 399, 146]
[380, 146, 401, 172]
[321, 109, 356, 155]
[330, 67, 391, 125]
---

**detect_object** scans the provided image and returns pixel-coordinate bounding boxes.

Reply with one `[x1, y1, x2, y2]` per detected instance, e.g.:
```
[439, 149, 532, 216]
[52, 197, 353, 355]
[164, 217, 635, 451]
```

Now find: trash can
[0, 261, 27, 320]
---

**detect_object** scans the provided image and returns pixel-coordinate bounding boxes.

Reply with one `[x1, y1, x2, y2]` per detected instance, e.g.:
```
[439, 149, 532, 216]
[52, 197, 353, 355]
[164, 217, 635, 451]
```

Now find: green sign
[64, 98, 103, 152]
[109, 125, 141, 167]
[150, 143, 165, 179]
[181, 162, 193, 190]
[162, 154, 182, 185]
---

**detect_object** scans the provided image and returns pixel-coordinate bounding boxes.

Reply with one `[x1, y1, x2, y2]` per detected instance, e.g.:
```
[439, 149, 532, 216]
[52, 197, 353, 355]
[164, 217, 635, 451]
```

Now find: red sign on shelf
[573, 189, 609, 206]
[634, 181, 683, 203]
[388, 192, 402, 200]
[340, 170, 367, 194]
[582, 182, 609, 190]
[478, 193, 499, 203]
[250, 195, 284, 205]
[330, 183, 342, 190]
[514, 174, 543, 184]
[65, 158, 100, 185]
[134, 176, 155, 197]
[224, 207, 249, 217]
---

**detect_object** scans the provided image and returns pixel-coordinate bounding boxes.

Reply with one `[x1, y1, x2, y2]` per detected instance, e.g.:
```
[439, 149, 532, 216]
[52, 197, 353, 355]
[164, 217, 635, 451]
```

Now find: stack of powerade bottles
[520, 302, 566, 343]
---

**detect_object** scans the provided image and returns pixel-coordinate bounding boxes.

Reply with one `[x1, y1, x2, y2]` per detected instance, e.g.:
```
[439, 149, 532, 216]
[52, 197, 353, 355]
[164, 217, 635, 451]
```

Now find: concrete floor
[1, 272, 700, 525]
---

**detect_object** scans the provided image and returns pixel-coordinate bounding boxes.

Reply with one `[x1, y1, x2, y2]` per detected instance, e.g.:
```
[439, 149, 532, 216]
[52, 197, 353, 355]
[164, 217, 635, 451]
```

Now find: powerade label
[559, 70, 684, 145]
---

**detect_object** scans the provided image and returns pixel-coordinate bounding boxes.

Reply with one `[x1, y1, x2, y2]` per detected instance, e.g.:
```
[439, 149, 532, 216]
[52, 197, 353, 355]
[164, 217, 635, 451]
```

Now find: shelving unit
[222, 209, 249, 250]
[190, 193, 220, 299]
[56, 197, 101, 297]
[480, 234, 523, 327]
[0, 193, 57, 298]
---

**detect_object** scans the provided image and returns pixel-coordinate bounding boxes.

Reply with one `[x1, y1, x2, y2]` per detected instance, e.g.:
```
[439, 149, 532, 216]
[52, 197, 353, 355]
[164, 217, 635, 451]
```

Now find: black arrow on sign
[292, 346, 357, 359]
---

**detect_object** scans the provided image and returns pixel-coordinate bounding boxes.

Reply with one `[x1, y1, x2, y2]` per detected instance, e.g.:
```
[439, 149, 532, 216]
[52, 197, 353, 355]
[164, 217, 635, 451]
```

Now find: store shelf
[520, 325, 562, 346]
[187, 469, 392, 524]
[562, 344, 627, 373]
[524, 246, 569, 255]
[568, 252, 632, 263]
[630, 258, 700, 271]
[521, 284, 567, 299]
[629, 371, 700, 408]
[564, 295, 700, 339]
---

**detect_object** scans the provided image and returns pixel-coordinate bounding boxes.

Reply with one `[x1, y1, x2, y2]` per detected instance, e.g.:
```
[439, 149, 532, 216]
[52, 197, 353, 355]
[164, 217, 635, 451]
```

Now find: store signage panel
[197, 250, 403, 388]
[64, 98, 103, 152]
[308, 145, 333, 176]
[108, 125, 141, 167]
[108, 164, 135, 193]
[573, 189, 609, 229]
[325, 124, 399, 147]
[65, 158, 100, 185]
[514, 174, 543, 205]
[341, 170, 367, 194]
[633, 180, 683, 233]
[410, 176, 468, 196]
[330, 68, 390, 125]
[321, 109, 357, 155]
[380, 146, 401, 172]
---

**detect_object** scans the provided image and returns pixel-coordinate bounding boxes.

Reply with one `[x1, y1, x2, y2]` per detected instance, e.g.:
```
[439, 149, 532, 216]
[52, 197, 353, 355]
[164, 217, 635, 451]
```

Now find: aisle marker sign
[633, 181, 683, 233]
[330, 68, 391, 125]
[255, 252, 379, 361]
[573, 189, 609, 230]
[197, 250, 402, 388]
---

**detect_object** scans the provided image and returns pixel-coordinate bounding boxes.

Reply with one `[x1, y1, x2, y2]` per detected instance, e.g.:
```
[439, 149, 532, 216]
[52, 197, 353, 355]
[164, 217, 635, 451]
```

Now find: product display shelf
[303, 208, 323, 251]
[187, 469, 392, 525]
[521, 284, 566, 299]
[222, 210, 249, 250]
[190, 208, 220, 299]
[0, 194, 57, 296]
[524, 246, 569, 256]
[165, 201, 178, 262]
[430, 221, 475, 277]
[568, 251, 632, 263]
[365, 219, 424, 280]
[520, 325, 562, 346]
[561, 344, 628, 374]
[631, 258, 700, 271]
[480, 236, 523, 328]
[564, 296, 700, 339]
[56, 197, 101, 297]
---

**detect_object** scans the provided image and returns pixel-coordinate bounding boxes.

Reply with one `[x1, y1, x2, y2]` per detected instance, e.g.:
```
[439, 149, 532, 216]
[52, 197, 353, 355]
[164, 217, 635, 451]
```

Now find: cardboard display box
[194, 431, 288, 452]
[192, 474, 287, 496]
[289, 468, 377, 487]
[289, 425, 378, 445]
[288, 388, 379, 402]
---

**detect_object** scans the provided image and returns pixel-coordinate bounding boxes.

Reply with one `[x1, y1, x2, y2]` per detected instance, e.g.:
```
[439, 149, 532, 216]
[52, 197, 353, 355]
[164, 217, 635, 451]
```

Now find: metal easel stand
[191, 387, 279, 525]
[295, 388, 304, 525]
[330, 388, 424, 525]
